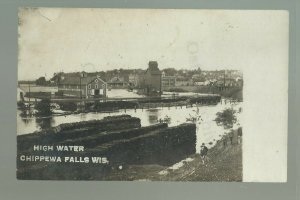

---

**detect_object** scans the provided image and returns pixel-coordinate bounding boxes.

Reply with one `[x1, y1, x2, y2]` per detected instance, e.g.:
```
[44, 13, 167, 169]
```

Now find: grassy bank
[104, 130, 242, 181]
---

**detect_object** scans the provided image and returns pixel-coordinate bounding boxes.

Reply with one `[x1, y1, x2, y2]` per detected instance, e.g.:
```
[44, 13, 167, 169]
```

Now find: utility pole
[80, 75, 82, 99]
[160, 73, 162, 95]
[223, 70, 226, 86]
[28, 81, 31, 110]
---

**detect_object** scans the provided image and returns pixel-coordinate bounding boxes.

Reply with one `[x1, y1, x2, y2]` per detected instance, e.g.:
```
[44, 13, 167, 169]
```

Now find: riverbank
[17, 117, 242, 181]
[17, 115, 198, 180]
[104, 129, 242, 181]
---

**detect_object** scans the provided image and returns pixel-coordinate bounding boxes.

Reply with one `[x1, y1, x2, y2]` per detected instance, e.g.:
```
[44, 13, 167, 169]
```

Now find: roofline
[87, 77, 107, 85]
[58, 76, 107, 85]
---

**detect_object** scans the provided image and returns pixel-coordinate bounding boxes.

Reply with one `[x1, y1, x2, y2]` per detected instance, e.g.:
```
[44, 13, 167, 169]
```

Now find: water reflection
[17, 102, 242, 153]
[146, 109, 160, 124]
[35, 116, 55, 130]
[19, 110, 33, 125]
[79, 113, 87, 121]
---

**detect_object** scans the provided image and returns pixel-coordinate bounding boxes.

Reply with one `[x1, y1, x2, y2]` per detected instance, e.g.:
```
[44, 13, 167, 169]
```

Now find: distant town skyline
[18, 8, 287, 80]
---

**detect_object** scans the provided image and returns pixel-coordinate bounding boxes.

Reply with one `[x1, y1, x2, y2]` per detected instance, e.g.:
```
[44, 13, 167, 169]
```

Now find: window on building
[95, 79, 98, 83]
[95, 84, 98, 89]
[88, 84, 91, 89]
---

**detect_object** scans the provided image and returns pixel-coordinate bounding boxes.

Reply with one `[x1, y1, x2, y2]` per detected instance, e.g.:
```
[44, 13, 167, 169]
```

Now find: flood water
[17, 99, 242, 153]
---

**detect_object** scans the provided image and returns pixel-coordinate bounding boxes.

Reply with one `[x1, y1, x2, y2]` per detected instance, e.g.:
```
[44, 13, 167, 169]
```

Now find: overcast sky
[18, 8, 288, 80]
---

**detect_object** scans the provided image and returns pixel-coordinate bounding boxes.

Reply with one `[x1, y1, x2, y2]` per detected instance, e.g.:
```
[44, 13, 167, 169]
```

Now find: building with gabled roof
[58, 72, 107, 98]
[107, 76, 129, 88]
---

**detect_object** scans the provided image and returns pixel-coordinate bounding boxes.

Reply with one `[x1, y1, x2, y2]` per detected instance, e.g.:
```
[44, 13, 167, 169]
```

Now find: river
[17, 99, 242, 153]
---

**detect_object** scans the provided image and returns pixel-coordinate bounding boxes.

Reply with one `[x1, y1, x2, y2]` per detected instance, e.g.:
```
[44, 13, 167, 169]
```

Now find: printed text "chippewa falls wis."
[19, 145, 109, 164]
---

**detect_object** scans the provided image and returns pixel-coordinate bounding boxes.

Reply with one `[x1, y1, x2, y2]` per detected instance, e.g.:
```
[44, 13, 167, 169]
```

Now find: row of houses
[55, 61, 243, 98]
[128, 66, 243, 88]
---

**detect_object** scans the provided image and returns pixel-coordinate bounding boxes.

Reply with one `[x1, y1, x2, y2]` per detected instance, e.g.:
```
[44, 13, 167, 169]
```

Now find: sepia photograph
[16, 8, 287, 181]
